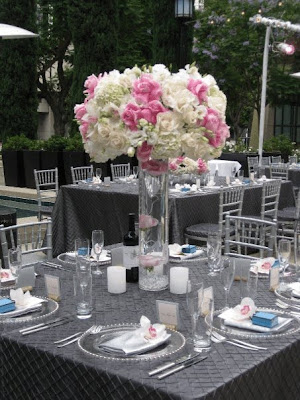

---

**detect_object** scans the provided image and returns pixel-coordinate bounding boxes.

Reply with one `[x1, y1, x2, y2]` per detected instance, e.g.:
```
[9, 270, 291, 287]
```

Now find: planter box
[23, 150, 41, 189]
[2, 150, 25, 187]
[63, 151, 86, 184]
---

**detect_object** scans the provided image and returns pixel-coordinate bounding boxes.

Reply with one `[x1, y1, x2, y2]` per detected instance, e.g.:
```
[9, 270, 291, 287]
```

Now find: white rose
[108, 130, 129, 152]
[207, 90, 227, 116]
[202, 74, 217, 87]
[156, 111, 183, 133]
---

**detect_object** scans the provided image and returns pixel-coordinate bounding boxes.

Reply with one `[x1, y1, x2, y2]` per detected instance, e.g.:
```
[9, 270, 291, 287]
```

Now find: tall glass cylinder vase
[138, 159, 169, 291]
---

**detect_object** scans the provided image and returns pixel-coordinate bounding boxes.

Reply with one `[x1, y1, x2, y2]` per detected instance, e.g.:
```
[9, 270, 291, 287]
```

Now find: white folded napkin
[98, 316, 170, 355]
[206, 178, 215, 187]
[1, 288, 45, 317]
[92, 176, 102, 184]
[232, 178, 242, 185]
[250, 257, 277, 275]
[168, 244, 203, 260]
[288, 282, 300, 298]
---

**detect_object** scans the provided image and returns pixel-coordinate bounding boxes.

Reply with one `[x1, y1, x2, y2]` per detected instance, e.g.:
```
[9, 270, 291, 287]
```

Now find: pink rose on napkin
[139, 214, 158, 230]
[261, 261, 272, 270]
[235, 298, 256, 320]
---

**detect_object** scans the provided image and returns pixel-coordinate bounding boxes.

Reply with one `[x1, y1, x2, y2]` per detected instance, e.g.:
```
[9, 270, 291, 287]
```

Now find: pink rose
[187, 78, 208, 104]
[137, 107, 156, 125]
[169, 161, 178, 171]
[79, 121, 90, 139]
[133, 74, 162, 104]
[74, 103, 86, 121]
[241, 305, 250, 315]
[136, 141, 153, 162]
[139, 214, 158, 230]
[148, 325, 157, 338]
[261, 262, 271, 270]
[141, 159, 168, 176]
[201, 109, 230, 148]
[121, 103, 140, 131]
[197, 158, 208, 174]
[84, 74, 101, 100]
[139, 254, 163, 268]
[177, 156, 185, 163]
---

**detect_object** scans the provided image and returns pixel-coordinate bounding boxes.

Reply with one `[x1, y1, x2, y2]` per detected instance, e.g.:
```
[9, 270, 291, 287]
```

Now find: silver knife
[19, 317, 67, 333]
[149, 353, 199, 376]
[157, 356, 207, 379]
[21, 319, 70, 336]
[42, 262, 69, 272]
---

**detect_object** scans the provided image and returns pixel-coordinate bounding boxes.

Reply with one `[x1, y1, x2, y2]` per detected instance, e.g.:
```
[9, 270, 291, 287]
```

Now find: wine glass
[96, 168, 102, 182]
[8, 246, 22, 279]
[207, 234, 222, 276]
[221, 258, 235, 309]
[92, 230, 104, 275]
[132, 166, 138, 179]
[278, 239, 291, 274]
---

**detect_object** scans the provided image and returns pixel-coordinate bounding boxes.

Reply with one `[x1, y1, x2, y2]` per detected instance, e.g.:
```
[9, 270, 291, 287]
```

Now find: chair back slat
[0, 219, 52, 268]
[219, 186, 245, 233]
[34, 168, 59, 220]
[270, 164, 289, 181]
[261, 180, 281, 219]
[71, 165, 94, 184]
[110, 163, 131, 180]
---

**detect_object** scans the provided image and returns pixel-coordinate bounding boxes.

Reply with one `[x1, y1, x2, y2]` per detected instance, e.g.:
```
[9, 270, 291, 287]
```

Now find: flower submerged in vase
[139, 214, 159, 230]
[139, 254, 164, 273]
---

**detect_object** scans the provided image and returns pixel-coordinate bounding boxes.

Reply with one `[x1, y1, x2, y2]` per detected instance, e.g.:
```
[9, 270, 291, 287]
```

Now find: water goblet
[75, 238, 90, 260]
[221, 258, 235, 309]
[278, 239, 291, 289]
[92, 230, 104, 275]
[8, 246, 22, 279]
[207, 234, 222, 276]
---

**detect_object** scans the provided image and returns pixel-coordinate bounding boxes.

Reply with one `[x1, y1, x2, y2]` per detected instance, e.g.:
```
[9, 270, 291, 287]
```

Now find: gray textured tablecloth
[1, 258, 300, 400]
[264, 167, 300, 187]
[52, 181, 295, 258]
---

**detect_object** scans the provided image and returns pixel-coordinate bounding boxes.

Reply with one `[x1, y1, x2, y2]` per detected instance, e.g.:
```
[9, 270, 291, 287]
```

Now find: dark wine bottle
[123, 213, 139, 283]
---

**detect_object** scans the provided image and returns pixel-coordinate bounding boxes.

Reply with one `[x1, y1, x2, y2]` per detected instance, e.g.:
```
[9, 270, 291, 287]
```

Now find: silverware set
[41, 261, 70, 272]
[53, 324, 103, 348]
[19, 316, 71, 336]
[275, 299, 300, 317]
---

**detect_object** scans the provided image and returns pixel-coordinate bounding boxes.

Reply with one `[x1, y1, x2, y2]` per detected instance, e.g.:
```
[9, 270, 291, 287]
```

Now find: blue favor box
[182, 244, 196, 254]
[0, 298, 16, 314]
[252, 312, 278, 328]
[180, 187, 191, 192]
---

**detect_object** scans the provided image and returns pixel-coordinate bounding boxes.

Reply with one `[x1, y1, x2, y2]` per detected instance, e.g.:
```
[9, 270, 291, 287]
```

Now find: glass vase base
[139, 275, 168, 291]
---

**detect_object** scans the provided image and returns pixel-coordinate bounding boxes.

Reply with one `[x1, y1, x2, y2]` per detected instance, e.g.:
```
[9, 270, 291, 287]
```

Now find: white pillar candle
[170, 267, 189, 294]
[107, 266, 126, 294]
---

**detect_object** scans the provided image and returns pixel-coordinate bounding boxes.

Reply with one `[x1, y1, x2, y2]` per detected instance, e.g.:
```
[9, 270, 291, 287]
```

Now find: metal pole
[258, 26, 271, 167]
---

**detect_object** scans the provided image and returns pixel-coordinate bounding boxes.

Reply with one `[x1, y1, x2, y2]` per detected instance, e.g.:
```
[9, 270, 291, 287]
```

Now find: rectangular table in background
[52, 181, 295, 257]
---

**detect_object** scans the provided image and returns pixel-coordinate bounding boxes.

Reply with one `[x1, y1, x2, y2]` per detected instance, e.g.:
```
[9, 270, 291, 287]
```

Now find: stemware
[132, 166, 139, 179]
[221, 258, 235, 309]
[96, 168, 102, 182]
[278, 239, 291, 275]
[92, 230, 104, 275]
[186, 280, 213, 353]
[207, 234, 222, 276]
[8, 246, 22, 279]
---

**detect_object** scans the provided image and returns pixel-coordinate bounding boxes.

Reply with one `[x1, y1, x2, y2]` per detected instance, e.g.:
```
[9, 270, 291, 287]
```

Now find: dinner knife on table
[148, 353, 200, 376]
[157, 356, 207, 380]
[19, 316, 69, 334]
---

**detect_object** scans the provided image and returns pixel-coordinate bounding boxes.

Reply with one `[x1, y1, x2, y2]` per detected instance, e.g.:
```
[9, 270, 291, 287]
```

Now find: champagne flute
[278, 239, 291, 275]
[221, 258, 235, 309]
[92, 230, 104, 275]
[132, 166, 138, 179]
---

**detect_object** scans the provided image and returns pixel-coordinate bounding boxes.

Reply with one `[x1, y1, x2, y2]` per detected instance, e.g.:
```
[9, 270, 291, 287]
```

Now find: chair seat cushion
[277, 207, 297, 221]
[184, 223, 234, 238]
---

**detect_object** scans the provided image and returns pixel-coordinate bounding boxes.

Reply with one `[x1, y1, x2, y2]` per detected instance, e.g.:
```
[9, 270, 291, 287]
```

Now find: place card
[201, 286, 213, 316]
[156, 300, 179, 330]
[44, 274, 61, 301]
[16, 266, 35, 291]
[269, 267, 280, 291]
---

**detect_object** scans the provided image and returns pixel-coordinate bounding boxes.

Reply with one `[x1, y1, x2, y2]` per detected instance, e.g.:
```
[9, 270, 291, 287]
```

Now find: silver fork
[55, 325, 103, 348]
[276, 299, 300, 311]
[212, 331, 267, 350]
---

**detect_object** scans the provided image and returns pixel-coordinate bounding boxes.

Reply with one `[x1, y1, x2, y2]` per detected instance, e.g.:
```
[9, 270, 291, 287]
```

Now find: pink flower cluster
[200, 109, 230, 148]
[169, 156, 208, 175]
[136, 142, 168, 176]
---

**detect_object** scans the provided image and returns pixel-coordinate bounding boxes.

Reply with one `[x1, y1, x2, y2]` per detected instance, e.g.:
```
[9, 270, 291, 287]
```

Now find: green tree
[68, 0, 119, 135]
[0, 0, 38, 141]
[37, 0, 73, 136]
[193, 0, 300, 139]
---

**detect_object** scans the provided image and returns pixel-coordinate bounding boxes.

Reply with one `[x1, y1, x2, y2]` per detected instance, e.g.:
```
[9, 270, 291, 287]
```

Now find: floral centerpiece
[169, 156, 208, 175]
[74, 63, 230, 290]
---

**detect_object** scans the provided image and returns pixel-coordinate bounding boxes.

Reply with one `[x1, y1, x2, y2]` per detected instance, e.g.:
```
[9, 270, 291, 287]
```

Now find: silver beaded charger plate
[78, 323, 185, 361]
[57, 251, 111, 266]
[0, 296, 59, 324]
[210, 307, 300, 339]
[275, 285, 300, 304]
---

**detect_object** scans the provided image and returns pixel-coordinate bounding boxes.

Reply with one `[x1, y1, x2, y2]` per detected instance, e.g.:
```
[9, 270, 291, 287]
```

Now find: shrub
[2, 134, 31, 151]
[65, 134, 84, 151]
[263, 135, 295, 155]
[43, 135, 68, 151]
